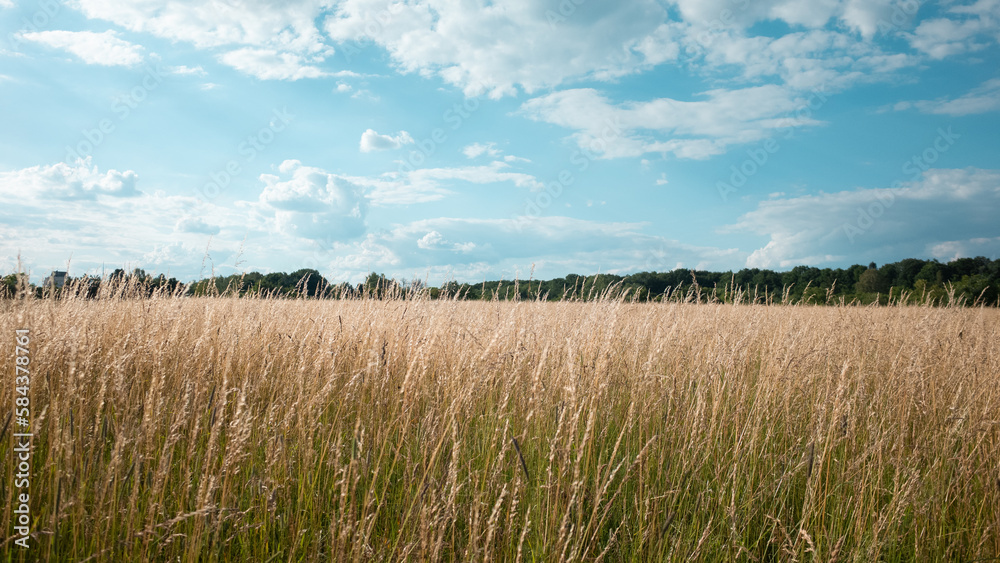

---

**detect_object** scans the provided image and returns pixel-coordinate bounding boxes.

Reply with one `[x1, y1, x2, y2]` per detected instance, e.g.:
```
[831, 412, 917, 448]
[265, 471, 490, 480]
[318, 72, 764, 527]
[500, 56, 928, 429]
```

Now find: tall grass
[1, 286, 999, 561]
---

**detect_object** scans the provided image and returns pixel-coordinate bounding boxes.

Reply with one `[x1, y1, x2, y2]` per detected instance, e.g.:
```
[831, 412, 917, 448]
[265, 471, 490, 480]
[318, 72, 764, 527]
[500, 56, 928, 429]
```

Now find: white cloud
[408, 161, 542, 191]
[906, 0, 999, 59]
[175, 216, 220, 235]
[839, 0, 896, 38]
[685, 26, 918, 92]
[520, 85, 820, 160]
[322, 215, 742, 283]
[317, 0, 923, 98]
[656, 173, 669, 186]
[359, 129, 414, 152]
[251, 157, 541, 208]
[167, 64, 206, 76]
[670, 0, 895, 39]
[900, 78, 1000, 116]
[219, 48, 327, 80]
[0, 158, 139, 200]
[324, 0, 673, 97]
[0, 158, 552, 282]
[928, 236, 1000, 262]
[0, 159, 241, 280]
[19, 30, 144, 66]
[254, 160, 368, 241]
[907, 17, 988, 59]
[67, 0, 335, 80]
[415, 230, 477, 253]
[61, 0, 930, 96]
[351, 89, 379, 101]
[68, 0, 330, 52]
[461, 142, 530, 162]
[729, 168, 1000, 268]
[416, 230, 446, 250]
[462, 142, 501, 159]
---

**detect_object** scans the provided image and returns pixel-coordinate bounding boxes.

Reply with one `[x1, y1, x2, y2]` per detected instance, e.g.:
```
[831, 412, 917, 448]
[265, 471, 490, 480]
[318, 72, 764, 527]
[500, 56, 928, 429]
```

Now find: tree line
[3, 257, 999, 305]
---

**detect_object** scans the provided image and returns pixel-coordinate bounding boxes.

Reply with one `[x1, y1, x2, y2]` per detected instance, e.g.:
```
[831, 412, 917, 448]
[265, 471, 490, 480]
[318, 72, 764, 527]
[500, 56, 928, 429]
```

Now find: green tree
[856, 268, 890, 294]
[1, 274, 18, 298]
[916, 262, 944, 285]
[289, 268, 326, 296]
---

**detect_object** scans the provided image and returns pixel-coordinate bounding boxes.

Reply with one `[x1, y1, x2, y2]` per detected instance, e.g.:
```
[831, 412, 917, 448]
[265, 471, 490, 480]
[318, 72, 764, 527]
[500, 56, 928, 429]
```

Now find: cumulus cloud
[0, 159, 241, 280]
[728, 168, 1000, 268]
[318, 0, 928, 98]
[68, 0, 334, 79]
[255, 160, 368, 241]
[18, 30, 144, 66]
[68, 0, 330, 52]
[56, 0, 938, 97]
[907, 18, 988, 59]
[906, 0, 998, 59]
[0, 158, 139, 200]
[928, 236, 1000, 262]
[359, 129, 414, 152]
[324, 0, 673, 97]
[56, 0, 961, 96]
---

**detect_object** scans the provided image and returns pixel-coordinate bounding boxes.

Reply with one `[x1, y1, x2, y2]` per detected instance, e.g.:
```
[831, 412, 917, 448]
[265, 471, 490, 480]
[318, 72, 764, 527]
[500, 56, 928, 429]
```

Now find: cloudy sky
[1, 0, 998, 284]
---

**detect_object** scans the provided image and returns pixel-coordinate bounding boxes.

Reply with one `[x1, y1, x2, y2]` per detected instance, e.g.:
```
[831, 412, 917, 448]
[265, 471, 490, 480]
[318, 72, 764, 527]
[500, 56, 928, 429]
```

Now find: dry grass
[1, 291, 999, 561]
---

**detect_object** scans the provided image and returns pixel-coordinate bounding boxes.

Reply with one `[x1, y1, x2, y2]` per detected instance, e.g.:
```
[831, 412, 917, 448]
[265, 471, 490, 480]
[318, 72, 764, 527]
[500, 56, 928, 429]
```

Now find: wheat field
[1, 292, 999, 561]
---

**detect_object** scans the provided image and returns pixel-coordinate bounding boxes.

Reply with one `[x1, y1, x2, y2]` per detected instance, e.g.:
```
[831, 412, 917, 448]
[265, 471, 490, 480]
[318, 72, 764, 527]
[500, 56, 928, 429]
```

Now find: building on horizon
[45, 270, 67, 288]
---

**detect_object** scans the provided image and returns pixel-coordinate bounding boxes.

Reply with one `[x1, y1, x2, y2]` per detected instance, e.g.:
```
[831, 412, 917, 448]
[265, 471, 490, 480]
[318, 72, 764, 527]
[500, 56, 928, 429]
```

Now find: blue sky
[1, 0, 998, 284]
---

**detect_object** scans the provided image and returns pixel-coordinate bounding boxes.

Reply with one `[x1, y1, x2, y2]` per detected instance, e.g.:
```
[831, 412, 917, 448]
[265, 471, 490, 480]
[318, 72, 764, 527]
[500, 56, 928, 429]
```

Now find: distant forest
[4, 256, 999, 306]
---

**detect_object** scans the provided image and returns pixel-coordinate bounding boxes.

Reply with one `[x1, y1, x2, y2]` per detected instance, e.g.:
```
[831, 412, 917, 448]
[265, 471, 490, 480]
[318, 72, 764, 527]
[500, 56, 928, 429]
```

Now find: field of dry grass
[2, 293, 999, 561]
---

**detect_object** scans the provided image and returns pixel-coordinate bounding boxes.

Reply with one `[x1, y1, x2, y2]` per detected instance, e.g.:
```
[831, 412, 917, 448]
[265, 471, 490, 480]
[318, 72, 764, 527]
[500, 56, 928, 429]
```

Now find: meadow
[1, 289, 999, 561]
